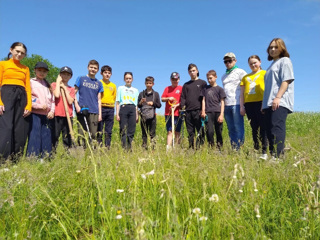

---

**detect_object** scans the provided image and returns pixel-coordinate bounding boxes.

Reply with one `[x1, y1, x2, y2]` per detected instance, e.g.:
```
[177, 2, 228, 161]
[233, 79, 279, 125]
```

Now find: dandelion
[146, 169, 155, 176]
[199, 216, 208, 221]
[76, 170, 81, 173]
[116, 189, 124, 193]
[117, 210, 121, 214]
[116, 214, 122, 219]
[209, 194, 219, 202]
[141, 174, 146, 179]
[192, 208, 201, 215]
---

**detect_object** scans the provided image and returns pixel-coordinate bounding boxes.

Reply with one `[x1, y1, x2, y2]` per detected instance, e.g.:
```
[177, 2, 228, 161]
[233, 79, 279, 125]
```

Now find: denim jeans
[224, 105, 244, 149]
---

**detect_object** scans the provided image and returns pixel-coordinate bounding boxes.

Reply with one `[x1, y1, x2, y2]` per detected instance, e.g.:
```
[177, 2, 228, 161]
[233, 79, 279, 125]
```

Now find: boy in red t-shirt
[161, 72, 183, 150]
[51, 66, 75, 148]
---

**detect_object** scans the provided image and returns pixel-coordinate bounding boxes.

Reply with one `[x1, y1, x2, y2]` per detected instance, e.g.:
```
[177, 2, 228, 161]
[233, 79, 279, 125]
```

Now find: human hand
[98, 114, 102, 122]
[0, 105, 4, 115]
[240, 106, 246, 116]
[23, 109, 31, 117]
[75, 105, 80, 113]
[201, 111, 206, 118]
[272, 97, 281, 111]
[47, 112, 54, 119]
[147, 101, 153, 106]
[218, 115, 224, 123]
[42, 104, 48, 110]
[116, 115, 120, 122]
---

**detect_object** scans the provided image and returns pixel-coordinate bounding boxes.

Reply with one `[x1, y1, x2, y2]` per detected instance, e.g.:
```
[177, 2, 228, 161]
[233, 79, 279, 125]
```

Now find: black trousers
[245, 101, 267, 154]
[185, 110, 203, 149]
[140, 116, 156, 148]
[119, 104, 136, 150]
[205, 112, 223, 148]
[0, 85, 30, 159]
[264, 106, 289, 157]
[54, 116, 73, 148]
[97, 107, 114, 147]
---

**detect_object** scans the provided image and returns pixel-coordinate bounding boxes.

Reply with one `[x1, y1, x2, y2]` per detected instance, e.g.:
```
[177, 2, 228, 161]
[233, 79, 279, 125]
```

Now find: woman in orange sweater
[0, 42, 31, 160]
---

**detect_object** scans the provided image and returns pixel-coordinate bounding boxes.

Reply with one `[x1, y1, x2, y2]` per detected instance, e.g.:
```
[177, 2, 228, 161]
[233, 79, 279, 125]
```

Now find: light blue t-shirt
[262, 57, 294, 112]
[116, 85, 139, 106]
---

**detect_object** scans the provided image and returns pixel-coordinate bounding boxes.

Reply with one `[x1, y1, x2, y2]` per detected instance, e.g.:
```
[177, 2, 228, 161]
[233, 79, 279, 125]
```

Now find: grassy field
[0, 112, 319, 239]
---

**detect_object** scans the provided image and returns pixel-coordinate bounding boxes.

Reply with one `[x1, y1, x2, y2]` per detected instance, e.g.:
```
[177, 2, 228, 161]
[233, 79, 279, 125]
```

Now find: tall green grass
[0, 112, 319, 239]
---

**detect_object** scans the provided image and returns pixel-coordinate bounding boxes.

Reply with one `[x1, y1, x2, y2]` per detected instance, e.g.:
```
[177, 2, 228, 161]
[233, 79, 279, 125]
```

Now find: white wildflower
[141, 174, 146, 179]
[76, 170, 81, 173]
[233, 175, 237, 179]
[115, 214, 122, 219]
[116, 189, 124, 193]
[146, 169, 155, 176]
[0, 168, 9, 173]
[199, 216, 208, 221]
[209, 194, 219, 202]
[192, 208, 201, 215]
[239, 189, 243, 193]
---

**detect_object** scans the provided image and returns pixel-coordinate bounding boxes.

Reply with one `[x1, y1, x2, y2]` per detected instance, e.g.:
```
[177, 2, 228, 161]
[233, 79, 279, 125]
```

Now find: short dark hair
[206, 70, 217, 77]
[88, 59, 99, 68]
[145, 76, 154, 83]
[8, 42, 27, 59]
[124, 72, 133, 78]
[188, 63, 199, 77]
[101, 65, 112, 73]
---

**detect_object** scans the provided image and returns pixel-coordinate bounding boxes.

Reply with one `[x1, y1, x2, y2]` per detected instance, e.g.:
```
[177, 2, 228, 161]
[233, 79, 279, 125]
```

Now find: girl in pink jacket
[27, 62, 55, 158]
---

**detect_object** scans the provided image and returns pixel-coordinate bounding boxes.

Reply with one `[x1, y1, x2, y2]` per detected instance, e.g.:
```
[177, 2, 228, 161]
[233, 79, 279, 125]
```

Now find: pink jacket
[30, 78, 55, 115]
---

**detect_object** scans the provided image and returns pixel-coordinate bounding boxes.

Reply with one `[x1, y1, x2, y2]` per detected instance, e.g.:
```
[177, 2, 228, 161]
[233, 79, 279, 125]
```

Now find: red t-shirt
[51, 82, 75, 117]
[161, 85, 182, 116]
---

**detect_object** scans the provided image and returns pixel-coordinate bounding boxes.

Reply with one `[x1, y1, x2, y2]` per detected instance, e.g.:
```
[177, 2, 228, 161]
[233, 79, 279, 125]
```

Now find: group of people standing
[0, 37, 294, 162]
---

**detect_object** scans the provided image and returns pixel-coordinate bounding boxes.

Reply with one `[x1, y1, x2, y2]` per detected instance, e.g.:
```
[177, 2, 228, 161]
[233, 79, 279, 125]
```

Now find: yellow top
[100, 80, 116, 108]
[0, 58, 31, 110]
[240, 70, 266, 103]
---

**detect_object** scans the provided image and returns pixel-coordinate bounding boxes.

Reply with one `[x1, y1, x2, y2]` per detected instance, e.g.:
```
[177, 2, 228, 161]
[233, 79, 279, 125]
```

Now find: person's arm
[240, 85, 246, 116]
[180, 85, 186, 109]
[153, 92, 162, 108]
[116, 101, 120, 121]
[98, 92, 102, 121]
[218, 99, 225, 123]
[272, 80, 292, 111]
[53, 75, 62, 98]
[201, 97, 206, 118]
[74, 86, 81, 113]
[63, 86, 75, 105]
[23, 68, 31, 117]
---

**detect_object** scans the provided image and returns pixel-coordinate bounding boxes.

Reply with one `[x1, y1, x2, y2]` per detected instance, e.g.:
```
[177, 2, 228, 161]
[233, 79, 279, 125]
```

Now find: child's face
[171, 78, 179, 87]
[145, 81, 154, 90]
[207, 74, 217, 86]
[268, 41, 281, 60]
[60, 72, 72, 82]
[188, 67, 198, 80]
[35, 68, 48, 80]
[124, 74, 133, 86]
[101, 70, 112, 81]
[10, 46, 26, 61]
[248, 58, 261, 72]
[88, 64, 99, 77]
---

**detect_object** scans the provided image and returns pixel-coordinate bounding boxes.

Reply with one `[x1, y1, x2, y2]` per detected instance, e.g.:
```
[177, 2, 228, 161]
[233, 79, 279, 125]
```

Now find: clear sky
[1, 0, 319, 112]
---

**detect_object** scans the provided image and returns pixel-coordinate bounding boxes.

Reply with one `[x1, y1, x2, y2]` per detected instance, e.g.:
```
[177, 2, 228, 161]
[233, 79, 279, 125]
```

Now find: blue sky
[1, 0, 319, 113]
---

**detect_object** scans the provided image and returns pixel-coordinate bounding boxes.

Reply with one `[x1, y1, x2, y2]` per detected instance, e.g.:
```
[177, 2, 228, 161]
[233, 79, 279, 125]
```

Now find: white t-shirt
[222, 68, 247, 106]
[262, 57, 294, 112]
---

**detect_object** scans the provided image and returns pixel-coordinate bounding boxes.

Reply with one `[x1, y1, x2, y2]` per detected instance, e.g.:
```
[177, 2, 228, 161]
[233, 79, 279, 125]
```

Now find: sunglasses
[224, 59, 233, 64]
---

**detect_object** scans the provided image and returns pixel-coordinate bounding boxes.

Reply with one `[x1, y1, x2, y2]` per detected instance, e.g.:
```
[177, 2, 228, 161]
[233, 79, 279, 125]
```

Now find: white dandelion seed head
[199, 216, 208, 221]
[116, 189, 124, 193]
[192, 208, 201, 214]
[209, 194, 219, 202]
[115, 214, 122, 219]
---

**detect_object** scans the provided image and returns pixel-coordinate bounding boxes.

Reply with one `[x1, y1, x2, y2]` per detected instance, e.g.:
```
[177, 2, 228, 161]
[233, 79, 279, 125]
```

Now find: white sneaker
[259, 154, 268, 161]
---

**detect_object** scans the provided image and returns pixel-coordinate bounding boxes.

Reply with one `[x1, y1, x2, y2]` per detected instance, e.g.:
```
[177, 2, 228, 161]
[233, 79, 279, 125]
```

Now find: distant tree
[20, 54, 60, 84]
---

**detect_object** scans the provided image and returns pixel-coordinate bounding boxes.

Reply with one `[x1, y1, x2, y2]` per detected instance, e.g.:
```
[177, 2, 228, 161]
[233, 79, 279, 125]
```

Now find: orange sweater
[0, 58, 31, 111]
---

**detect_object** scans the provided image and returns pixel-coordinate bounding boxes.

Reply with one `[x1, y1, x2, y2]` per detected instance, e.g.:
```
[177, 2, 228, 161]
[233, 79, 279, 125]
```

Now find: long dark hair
[7, 42, 27, 59]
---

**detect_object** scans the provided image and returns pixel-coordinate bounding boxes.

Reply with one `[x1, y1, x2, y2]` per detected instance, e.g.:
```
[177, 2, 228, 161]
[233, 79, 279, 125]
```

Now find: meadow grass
[0, 112, 319, 239]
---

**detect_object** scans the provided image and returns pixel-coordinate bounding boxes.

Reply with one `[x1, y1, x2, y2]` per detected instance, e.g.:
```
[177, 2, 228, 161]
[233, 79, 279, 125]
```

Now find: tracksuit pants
[119, 104, 136, 150]
[205, 112, 223, 148]
[97, 107, 114, 147]
[185, 109, 204, 149]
